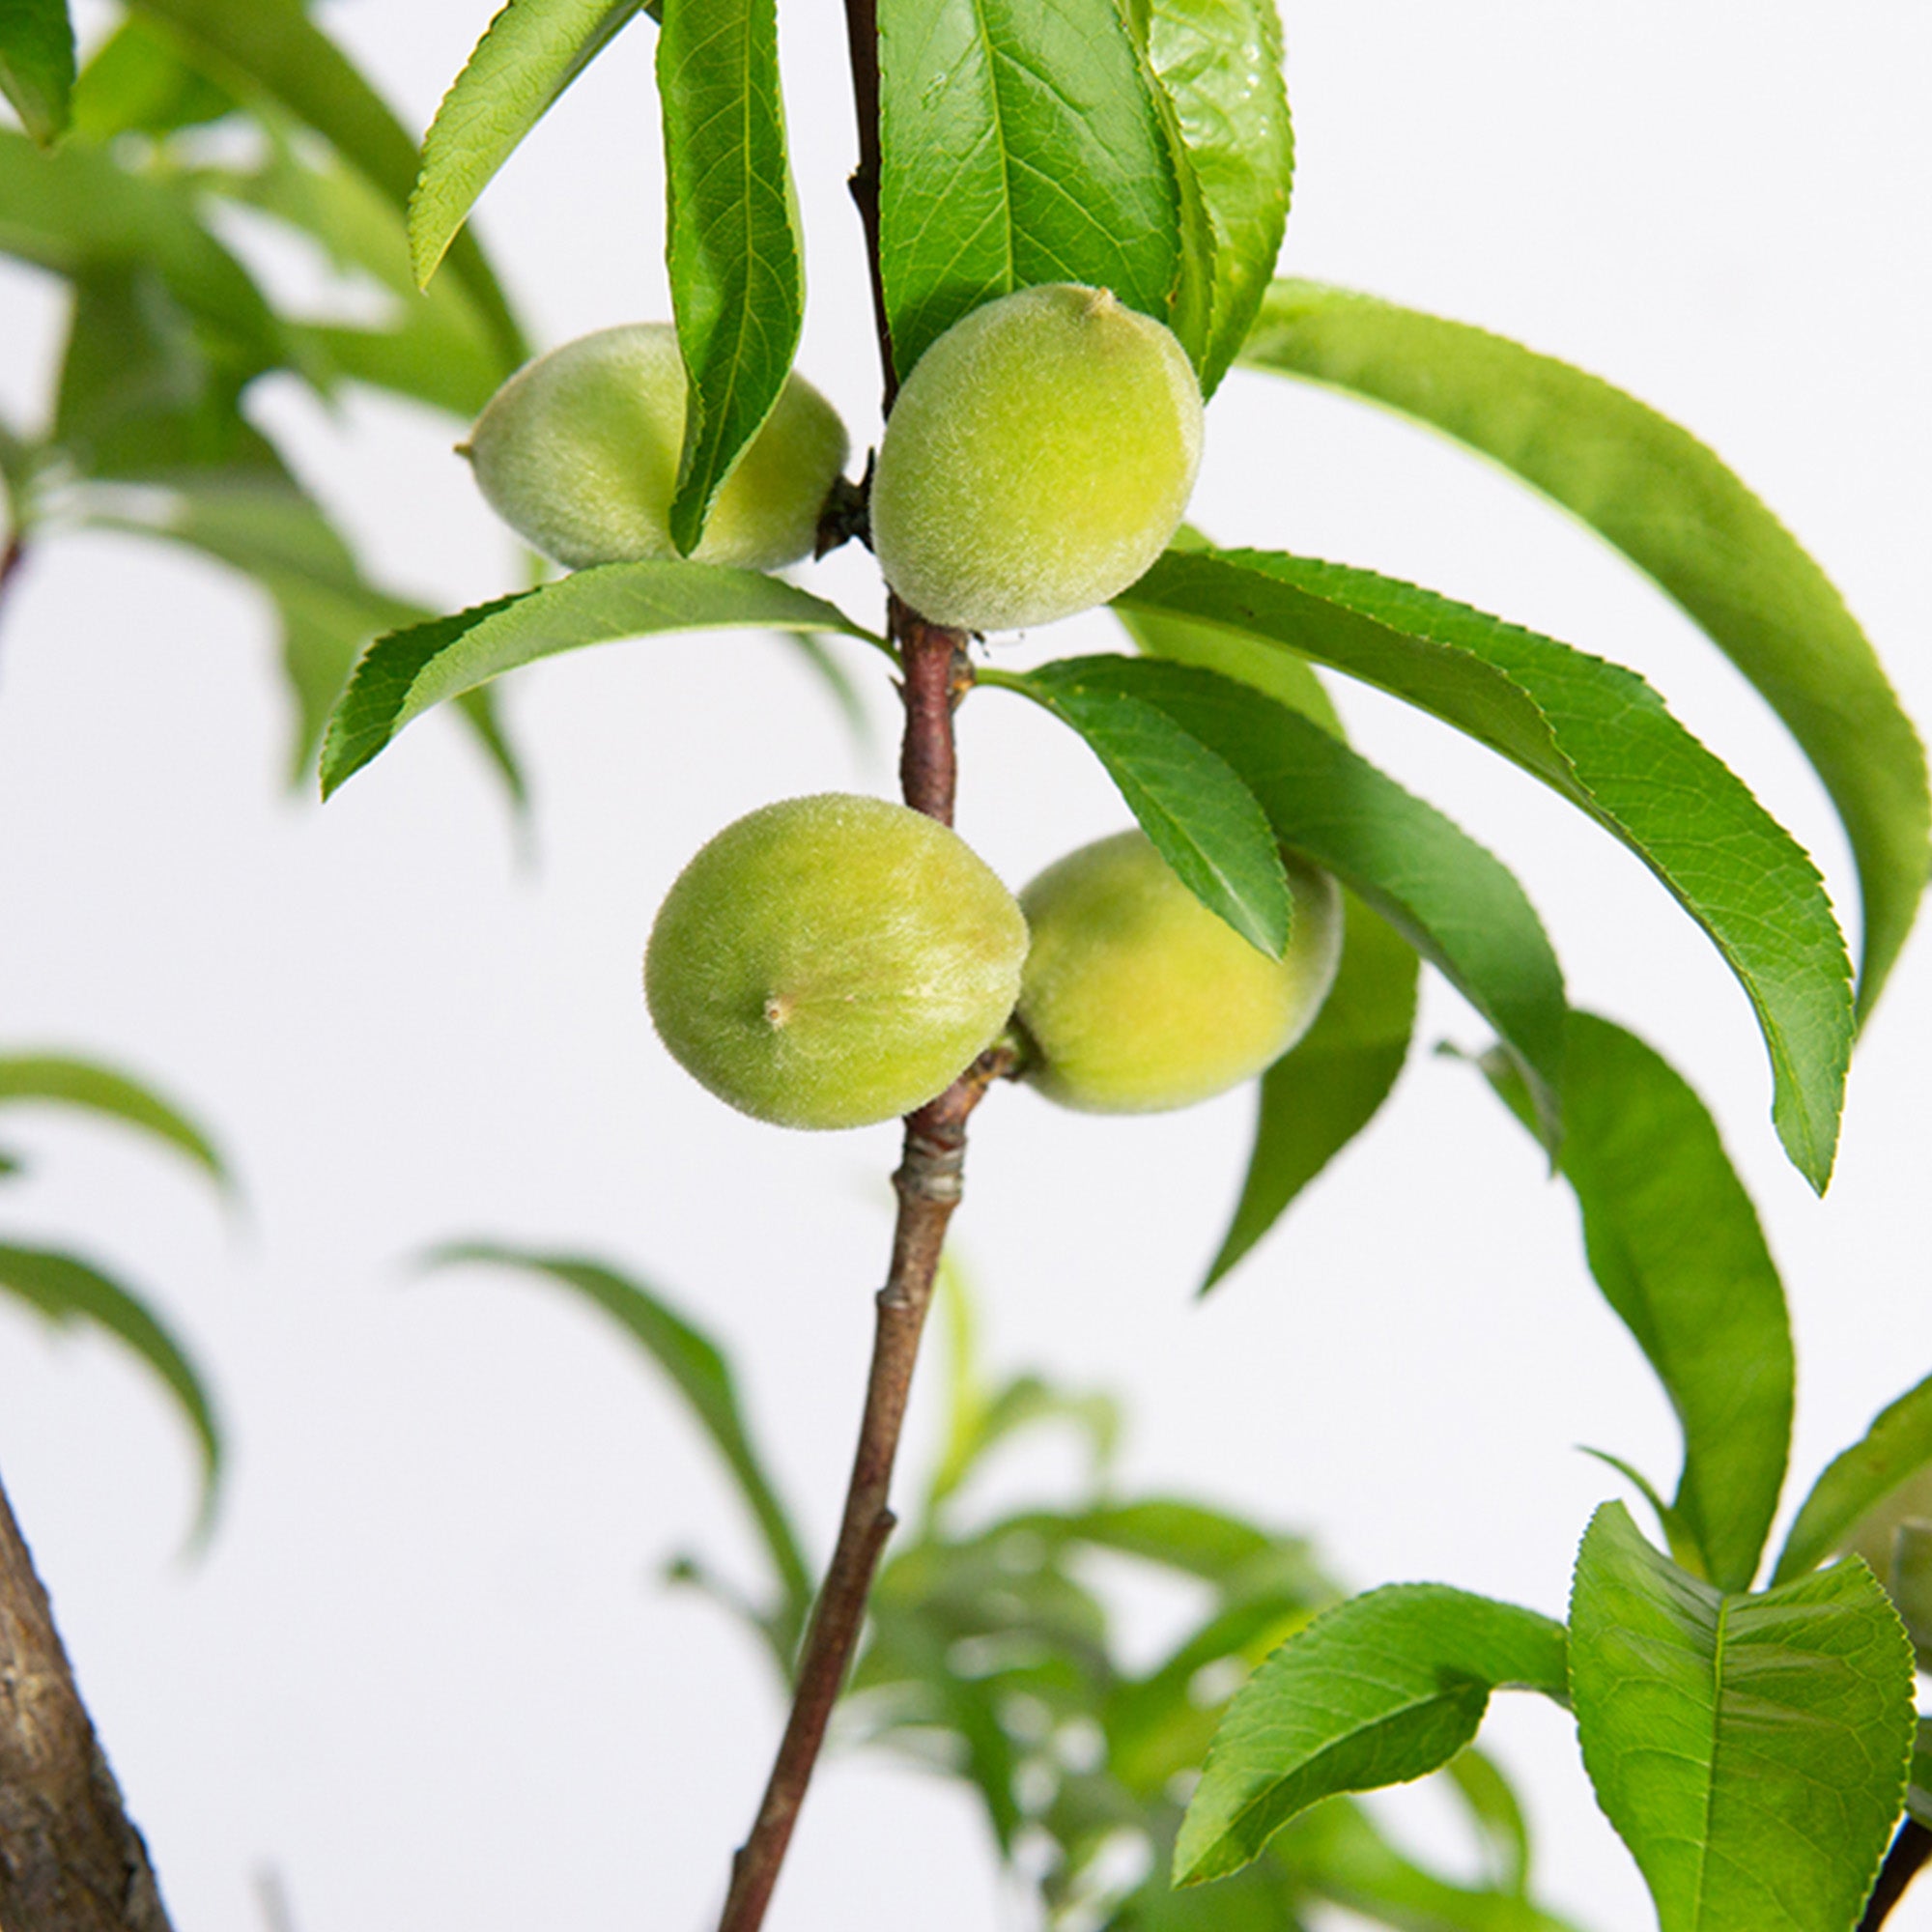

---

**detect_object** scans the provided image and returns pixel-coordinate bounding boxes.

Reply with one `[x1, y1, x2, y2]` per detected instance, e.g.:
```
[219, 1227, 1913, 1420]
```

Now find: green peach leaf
[425, 1244, 812, 1649]
[1204, 891, 1417, 1290]
[1776, 1374, 1932, 1587]
[0, 128, 277, 354]
[0, 1242, 221, 1520]
[1008, 655, 1566, 1149]
[1240, 281, 1930, 1019]
[411, 0, 649, 288]
[1570, 1501, 1916, 1932]
[126, 0, 526, 372]
[1474, 1015, 1792, 1593]
[1118, 546, 1853, 1192]
[658, 0, 802, 554]
[1175, 1583, 1568, 1885]
[997, 669, 1293, 956]
[320, 563, 878, 796]
[0, 1055, 226, 1191]
[878, 0, 1191, 382]
[0, 0, 75, 145]
[1138, 0, 1291, 393]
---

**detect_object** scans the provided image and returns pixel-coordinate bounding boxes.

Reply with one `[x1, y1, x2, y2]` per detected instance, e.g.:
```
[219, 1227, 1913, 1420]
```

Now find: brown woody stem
[0, 1469, 175, 1932]
[713, 611, 988, 1932]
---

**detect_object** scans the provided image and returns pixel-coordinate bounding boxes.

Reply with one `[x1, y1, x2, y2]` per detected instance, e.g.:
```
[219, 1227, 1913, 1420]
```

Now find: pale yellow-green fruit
[644, 794, 1029, 1130]
[465, 324, 849, 570]
[1015, 831, 1343, 1114]
[869, 284, 1204, 633]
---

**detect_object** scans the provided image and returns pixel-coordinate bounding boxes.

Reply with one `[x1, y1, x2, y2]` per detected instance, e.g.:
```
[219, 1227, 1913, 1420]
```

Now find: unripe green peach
[869, 284, 1204, 633]
[1014, 831, 1342, 1114]
[643, 794, 1029, 1130]
[464, 324, 849, 570]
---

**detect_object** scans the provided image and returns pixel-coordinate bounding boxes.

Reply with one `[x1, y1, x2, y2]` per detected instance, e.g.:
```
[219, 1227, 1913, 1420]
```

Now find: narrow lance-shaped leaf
[425, 1245, 813, 1645]
[1175, 1582, 1568, 1885]
[1000, 655, 1567, 1148]
[1205, 893, 1417, 1290]
[1570, 1501, 1915, 1932]
[412, 0, 649, 289]
[658, 0, 801, 554]
[0, 1055, 227, 1191]
[0, 1243, 222, 1522]
[877, 0, 1193, 381]
[992, 668, 1292, 955]
[1240, 280, 1932, 1018]
[1119, 546, 1854, 1191]
[1475, 1015, 1792, 1593]
[1776, 1373, 1932, 1586]
[0, 0, 76, 146]
[1116, 595, 1423, 1285]
[319, 562, 879, 796]
[126, 0, 526, 374]
[1135, 0, 1292, 394]
[69, 16, 235, 140]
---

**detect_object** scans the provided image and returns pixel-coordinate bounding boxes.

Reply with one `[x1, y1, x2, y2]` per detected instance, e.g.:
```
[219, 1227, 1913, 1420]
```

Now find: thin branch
[0, 1467, 176, 1932]
[1860, 1817, 1932, 1932]
[714, 611, 992, 1932]
[838, 0, 896, 410]
[0, 531, 26, 650]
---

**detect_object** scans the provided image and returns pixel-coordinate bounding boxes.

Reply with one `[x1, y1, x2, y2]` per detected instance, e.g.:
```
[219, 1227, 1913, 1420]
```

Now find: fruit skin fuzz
[869, 283, 1205, 634]
[1015, 831, 1343, 1114]
[644, 794, 1029, 1131]
[465, 323, 849, 571]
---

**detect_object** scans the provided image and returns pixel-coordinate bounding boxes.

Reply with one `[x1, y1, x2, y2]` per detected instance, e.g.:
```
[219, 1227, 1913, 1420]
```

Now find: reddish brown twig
[0, 1469, 175, 1932]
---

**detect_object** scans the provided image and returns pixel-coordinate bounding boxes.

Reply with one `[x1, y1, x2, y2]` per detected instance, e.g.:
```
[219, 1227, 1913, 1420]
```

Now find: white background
[1, 4, 1929, 1929]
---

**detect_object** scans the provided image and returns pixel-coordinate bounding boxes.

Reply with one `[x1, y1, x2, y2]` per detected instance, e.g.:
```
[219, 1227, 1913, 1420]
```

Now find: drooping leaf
[1475, 1015, 1792, 1593]
[1118, 546, 1854, 1191]
[412, 0, 648, 288]
[0, 1055, 226, 1190]
[1240, 281, 1932, 1019]
[1175, 1583, 1568, 1885]
[1204, 892, 1417, 1290]
[70, 15, 234, 139]
[997, 655, 1566, 1146]
[657, 0, 801, 554]
[125, 0, 526, 374]
[425, 1244, 813, 1646]
[0, 128, 280, 356]
[1776, 1374, 1932, 1587]
[0, 0, 75, 145]
[1272, 1799, 1582, 1932]
[320, 563, 877, 796]
[1135, 0, 1291, 394]
[876, 0, 1191, 381]
[1569, 1501, 1915, 1932]
[1445, 1747, 1534, 1896]
[0, 1242, 222, 1518]
[1000, 668, 1292, 955]
[202, 141, 504, 417]
[1118, 576, 1341, 733]
[1119, 589, 1421, 1283]
[91, 474, 461, 783]
[52, 267, 277, 482]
